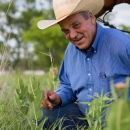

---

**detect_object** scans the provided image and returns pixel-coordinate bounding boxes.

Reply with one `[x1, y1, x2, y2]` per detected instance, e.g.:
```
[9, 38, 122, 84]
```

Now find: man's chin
[77, 46, 87, 50]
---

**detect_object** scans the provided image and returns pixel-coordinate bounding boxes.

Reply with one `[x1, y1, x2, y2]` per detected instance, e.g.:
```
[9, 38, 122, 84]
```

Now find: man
[37, 0, 130, 129]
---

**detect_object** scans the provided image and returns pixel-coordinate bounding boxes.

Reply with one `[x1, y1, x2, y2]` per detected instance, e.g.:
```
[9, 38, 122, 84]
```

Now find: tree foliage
[0, 0, 67, 71]
[22, 17, 68, 71]
[0, 0, 129, 71]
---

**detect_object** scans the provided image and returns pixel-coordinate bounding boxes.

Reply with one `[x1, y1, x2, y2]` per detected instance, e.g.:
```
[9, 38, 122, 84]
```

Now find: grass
[0, 72, 130, 130]
[0, 70, 59, 130]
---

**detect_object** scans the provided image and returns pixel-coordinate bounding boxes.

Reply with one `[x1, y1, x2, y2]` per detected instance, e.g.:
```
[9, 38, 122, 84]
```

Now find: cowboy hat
[37, 0, 104, 30]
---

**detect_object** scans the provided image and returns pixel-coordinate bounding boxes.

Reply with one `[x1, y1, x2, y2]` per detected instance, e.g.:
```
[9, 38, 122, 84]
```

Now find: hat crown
[37, 0, 104, 30]
[53, 0, 80, 20]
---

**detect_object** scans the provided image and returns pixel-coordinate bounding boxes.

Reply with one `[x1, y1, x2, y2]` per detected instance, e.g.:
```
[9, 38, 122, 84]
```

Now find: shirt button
[89, 88, 92, 91]
[94, 51, 96, 53]
[88, 73, 91, 76]
[87, 58, 90, 60]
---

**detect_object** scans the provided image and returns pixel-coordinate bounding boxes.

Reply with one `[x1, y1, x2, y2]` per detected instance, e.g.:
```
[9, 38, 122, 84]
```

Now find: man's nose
[69, 30, 77, 39]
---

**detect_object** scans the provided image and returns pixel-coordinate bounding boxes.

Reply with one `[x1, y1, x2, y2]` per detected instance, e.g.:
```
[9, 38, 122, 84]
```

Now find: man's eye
[74, 23, 80, 28]
[63, 30, 69, 35]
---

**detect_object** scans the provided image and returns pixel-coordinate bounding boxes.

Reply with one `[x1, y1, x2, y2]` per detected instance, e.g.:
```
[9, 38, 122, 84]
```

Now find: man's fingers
[41, 99, 53, 110]
[42, 90, 60, 109]
[44, 92, 48, 100]
[41, 103, 52, 110]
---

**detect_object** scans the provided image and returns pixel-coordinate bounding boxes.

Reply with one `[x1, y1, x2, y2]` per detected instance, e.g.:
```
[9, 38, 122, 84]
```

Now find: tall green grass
[0, 72, 130, 130]
[0, 69, 60, 130]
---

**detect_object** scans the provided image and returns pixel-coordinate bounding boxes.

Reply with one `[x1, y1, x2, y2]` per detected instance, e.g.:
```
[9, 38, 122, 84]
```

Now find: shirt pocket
[99, 71, 110, 94]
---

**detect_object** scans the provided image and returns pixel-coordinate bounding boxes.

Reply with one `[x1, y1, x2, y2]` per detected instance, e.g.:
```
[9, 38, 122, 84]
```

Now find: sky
[106, 3, 130, 27]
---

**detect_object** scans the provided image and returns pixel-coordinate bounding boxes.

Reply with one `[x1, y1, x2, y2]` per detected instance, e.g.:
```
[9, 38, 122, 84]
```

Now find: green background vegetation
[0, 0, 68, 71]
[0, 0, 130, 71]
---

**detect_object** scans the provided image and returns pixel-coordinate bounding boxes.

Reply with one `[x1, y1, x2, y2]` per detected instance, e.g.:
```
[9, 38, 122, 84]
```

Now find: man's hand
[41, 90, 61, 110]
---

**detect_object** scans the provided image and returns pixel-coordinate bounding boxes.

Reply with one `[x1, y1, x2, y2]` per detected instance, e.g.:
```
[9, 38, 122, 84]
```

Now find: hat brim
[37, 15, 67, 30]
[37, 0, 104, 30]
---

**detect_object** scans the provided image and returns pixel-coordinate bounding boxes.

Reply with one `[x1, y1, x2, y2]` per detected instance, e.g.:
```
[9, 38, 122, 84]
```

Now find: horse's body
[96, 0, 130, 17]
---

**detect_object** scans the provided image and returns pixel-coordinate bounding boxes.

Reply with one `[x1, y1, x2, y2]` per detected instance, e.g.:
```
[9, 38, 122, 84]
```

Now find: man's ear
[89, 11, 96, 25]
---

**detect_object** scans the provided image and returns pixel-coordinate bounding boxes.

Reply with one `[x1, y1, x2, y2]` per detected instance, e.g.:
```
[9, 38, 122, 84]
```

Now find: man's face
[59, 12, 96, 51]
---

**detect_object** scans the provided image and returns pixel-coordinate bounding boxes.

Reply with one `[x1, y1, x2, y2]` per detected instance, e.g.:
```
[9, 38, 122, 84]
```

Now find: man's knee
[39, 103, 88, 129]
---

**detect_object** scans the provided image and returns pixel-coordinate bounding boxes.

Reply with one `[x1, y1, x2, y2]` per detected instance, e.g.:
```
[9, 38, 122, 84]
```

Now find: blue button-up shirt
[55, 24, 130, 115]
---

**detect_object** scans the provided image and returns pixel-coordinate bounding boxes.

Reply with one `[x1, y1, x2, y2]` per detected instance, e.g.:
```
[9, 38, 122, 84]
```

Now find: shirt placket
[85, 49, 94, 93]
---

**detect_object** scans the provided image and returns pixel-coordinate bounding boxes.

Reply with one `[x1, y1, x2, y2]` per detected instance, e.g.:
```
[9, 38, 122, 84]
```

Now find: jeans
[38, 103, 88, 130]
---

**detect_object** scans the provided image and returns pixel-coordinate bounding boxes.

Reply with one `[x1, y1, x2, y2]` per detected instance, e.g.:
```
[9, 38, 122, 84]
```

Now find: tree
[120, 25, 130, 35]
[22, 17, 68, 71]
[0, 0, 55, 70]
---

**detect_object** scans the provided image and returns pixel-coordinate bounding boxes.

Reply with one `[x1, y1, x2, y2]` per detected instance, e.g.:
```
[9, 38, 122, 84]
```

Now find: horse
[95, 0, 130, 18]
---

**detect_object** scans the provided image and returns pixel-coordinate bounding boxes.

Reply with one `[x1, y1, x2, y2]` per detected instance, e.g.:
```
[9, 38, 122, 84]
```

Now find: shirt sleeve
[55, 59, 77, 106]
[120, 42, 130, 72]
[113, 42, 130, 84]
[125, 43, 130, 70]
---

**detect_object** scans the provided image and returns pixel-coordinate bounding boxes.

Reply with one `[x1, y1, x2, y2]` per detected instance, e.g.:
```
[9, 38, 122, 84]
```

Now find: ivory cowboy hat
[37, 0, 104, 30]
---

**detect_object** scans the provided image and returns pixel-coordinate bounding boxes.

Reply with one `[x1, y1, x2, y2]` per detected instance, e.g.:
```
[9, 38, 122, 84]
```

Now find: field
[0, 71, 59, 130]
[0, 71, 130, 130]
